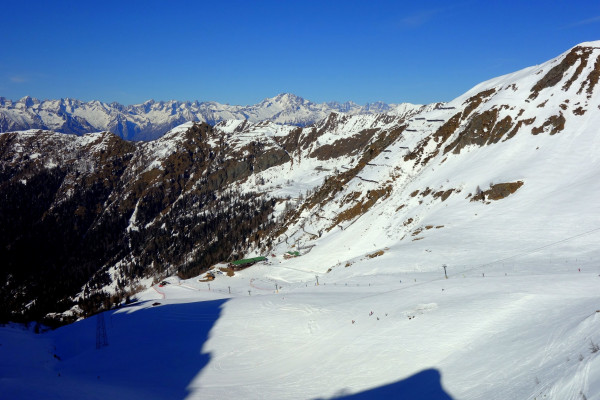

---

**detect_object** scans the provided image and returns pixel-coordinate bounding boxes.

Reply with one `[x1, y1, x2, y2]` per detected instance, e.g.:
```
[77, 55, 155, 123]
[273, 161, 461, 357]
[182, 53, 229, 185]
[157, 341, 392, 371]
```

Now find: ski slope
[1, 248, 599, 399]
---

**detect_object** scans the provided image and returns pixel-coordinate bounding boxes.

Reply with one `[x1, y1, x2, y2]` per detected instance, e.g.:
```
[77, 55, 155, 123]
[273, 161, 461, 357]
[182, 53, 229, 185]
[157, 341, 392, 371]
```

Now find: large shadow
[50, 298, 227, 400]
[317, 369, 454, 400]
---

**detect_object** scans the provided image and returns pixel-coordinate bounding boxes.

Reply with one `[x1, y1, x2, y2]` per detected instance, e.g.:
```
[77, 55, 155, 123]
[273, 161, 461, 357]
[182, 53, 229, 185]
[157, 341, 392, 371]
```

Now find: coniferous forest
[0, 123, 285, 324]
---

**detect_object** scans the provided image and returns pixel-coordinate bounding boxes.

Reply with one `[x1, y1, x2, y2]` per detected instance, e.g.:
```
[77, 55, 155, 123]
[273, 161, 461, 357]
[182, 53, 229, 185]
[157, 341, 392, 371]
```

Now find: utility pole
[96, 313, 108, 349]
[315, 275, 319, 286]
[442, 264, 448, 279]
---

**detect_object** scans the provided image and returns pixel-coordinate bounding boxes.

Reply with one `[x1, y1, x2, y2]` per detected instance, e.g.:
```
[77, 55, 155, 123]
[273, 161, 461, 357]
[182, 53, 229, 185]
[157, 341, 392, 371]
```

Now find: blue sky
[1, 0, 599, 106]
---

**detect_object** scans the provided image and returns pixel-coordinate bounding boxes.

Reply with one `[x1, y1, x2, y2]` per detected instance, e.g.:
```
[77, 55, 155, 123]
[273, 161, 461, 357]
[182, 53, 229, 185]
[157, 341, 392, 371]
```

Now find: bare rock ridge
[1, 40, 599, 323]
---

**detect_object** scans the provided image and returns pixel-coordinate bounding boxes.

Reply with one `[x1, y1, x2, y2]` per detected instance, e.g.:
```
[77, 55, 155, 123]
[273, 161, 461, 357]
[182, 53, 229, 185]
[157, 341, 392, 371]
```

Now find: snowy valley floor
[1, 246, 599, 400]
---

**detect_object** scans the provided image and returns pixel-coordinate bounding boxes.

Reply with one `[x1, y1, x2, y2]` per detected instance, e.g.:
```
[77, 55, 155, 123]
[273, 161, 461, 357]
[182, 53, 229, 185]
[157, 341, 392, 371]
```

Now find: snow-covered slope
[270, 41, 600, 272]
[1, 247, 599, 399]
[0, 93, 427, 141]
[0, 110, 414, 321]
[2, 41, 600, 399]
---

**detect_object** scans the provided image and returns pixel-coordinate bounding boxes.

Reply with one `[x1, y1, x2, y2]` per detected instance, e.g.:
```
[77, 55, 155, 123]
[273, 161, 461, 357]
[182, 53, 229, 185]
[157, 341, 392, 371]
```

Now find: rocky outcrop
[471, 181, 524, 202]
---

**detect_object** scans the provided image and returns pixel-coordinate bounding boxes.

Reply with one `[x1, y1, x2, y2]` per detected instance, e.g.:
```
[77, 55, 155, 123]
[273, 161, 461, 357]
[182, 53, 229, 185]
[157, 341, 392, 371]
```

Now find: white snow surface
[1, 254, 599, 399]
[2, 42, 600, 399]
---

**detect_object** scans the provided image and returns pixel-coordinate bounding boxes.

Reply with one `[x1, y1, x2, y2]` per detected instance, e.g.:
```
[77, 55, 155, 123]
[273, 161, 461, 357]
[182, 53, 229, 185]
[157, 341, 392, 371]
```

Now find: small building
[284, 251, 300, 259]
[229, 256, 267, 270]
[198, 271, 215, 282]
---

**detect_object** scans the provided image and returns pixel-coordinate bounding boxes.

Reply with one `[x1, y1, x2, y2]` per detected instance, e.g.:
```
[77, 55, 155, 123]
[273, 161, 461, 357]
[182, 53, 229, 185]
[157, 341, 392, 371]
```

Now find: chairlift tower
[96, 313, 109, 349]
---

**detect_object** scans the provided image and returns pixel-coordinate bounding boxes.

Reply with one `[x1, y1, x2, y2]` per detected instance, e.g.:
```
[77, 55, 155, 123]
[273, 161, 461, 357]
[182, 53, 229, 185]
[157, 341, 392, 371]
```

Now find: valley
[1, 41, 600, 399]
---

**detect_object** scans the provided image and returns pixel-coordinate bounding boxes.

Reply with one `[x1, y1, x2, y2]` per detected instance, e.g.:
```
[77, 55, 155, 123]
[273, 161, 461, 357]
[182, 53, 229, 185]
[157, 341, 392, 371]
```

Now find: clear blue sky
[1, 0, 599, 106]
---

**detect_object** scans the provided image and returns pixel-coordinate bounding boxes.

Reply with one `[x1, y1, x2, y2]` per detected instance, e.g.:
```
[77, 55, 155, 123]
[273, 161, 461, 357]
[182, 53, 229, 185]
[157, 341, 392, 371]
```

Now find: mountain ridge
[0, 41, 599, 325]
[0, 93, 429, 141]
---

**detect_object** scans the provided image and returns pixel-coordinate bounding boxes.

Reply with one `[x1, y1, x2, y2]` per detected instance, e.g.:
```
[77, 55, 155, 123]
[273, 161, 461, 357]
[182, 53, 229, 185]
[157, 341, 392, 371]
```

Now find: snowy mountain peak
[571, 40, 600, 49]
[456, 40, 600, 106]
[271, 92, 307, 104]
[259, 93, 311, 110]
[17, 95, 37, 108]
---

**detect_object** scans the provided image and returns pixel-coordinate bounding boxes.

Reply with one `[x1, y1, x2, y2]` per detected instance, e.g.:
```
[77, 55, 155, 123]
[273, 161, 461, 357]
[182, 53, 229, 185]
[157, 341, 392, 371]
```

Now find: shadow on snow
[50, 298, 227, 400]
[317, 369, 453, 400]
[47, 302, 452, 400]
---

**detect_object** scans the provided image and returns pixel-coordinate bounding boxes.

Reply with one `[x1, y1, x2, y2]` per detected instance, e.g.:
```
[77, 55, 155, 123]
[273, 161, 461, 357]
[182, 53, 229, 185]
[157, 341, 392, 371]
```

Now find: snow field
[1, 230, 599, 399]
[179, 258, 600, 399]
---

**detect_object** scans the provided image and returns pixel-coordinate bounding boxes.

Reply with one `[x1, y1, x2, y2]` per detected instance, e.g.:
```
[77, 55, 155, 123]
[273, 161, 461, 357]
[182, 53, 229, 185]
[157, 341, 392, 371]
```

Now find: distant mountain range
[0, 93, 432, 141]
